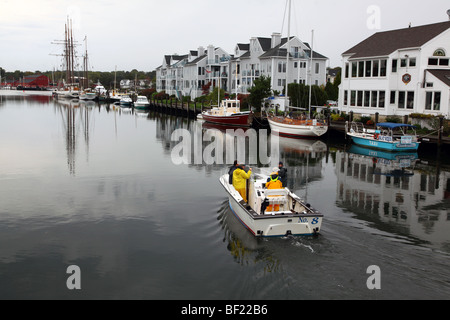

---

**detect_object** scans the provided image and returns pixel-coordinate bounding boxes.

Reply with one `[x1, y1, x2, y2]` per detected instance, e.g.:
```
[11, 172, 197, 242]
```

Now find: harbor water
[0, 92, 449, 300]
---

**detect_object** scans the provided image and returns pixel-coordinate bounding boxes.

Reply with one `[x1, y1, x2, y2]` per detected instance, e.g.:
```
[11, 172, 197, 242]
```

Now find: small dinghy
[220, 168, 323, 237]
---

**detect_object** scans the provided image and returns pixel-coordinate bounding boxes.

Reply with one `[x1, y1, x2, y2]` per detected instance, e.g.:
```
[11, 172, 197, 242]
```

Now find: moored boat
[220, 168, 323, 237]
[80, 90, 97, 101]
[52, 87, 80, 99]
[268, 116, 328, 138]
[201, 99, 253, 127]
[119, 95, 133, 106]
[347, 122, 420, 152]
[134, 96, 150, 109]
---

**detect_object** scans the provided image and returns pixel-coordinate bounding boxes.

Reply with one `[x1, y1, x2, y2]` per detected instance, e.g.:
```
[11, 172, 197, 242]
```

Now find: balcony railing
[207, 56, 231, 65]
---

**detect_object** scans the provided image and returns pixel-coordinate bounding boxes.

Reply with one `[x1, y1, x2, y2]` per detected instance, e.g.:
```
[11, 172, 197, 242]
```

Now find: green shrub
[385, 116, 402, 123]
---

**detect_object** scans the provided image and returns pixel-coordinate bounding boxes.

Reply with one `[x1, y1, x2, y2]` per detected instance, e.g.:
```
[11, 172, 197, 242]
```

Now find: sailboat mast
[285, 0, 291, 111]
[308, 30, 314, 115]
[70, 19, 75, 86]
[84, 36, 89, 89]
[65, 22, 70, 85]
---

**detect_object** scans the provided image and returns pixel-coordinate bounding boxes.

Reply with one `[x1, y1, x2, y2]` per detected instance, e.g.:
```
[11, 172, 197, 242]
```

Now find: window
[345, 63, 349, 78]
[390, 91, 396, 104]
[433, 49, 446, 56]
[379, 91, 385, 108]
[315, 63, 320, 74]
[344, 90, 348, 105]
[439, 58, 449, 66]
[429, 58, 439, 65]
[429, 57, 449, 66]
[434, 92, 441, 110]
[425, 92, 432, 110]
[352, 62, 357, 77]
[366, 61, 372, 77]
[357, 91, 363, 107]
[371, 91, 378, 108]
[351, 91, 356, 106]
[380, 60, 387, 77]
[398, 91, 405, 109]
[401, 59, 407, 68]
[364, 91, 370, 107]
[372, 60, 379, 77]
[409, 58, 416, 67]
[294, 62, 298, 68]
[392, 59, 398, 73]
[407, 92, 414, 109]
[358, 61, 364, 77]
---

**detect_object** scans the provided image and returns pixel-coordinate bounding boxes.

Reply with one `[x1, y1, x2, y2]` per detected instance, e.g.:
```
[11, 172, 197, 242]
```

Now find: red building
[20, 74, 50, 89]
[3, 74, 50, 89]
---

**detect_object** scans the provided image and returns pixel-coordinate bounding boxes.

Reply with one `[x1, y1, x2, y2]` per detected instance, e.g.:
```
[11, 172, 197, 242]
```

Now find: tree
[288, 83, 328, 109]
[206, 87, 226, 106]
[325, 82, 337, 101]
[247, 75, 272, 112]
[202, 82, 211, 96]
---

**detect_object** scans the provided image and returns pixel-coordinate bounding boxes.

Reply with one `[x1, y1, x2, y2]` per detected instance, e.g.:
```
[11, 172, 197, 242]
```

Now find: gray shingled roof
[343, 21, 450, 59]
[185, 54, 207, 66]
[428, 69, 450, 87]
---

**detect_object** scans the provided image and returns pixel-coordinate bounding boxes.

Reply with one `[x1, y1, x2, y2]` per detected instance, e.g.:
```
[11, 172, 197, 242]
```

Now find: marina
[1, 0, 450, 304]
[0, 93, 449, 300]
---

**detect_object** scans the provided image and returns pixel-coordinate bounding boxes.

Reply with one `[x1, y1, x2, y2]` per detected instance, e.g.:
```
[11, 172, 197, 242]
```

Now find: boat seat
[264, 189, 289, 204]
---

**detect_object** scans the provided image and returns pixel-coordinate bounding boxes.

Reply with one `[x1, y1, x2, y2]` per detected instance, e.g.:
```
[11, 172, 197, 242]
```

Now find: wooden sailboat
[52, 18, 80, 100]
[268, 0, 328, 138]
[80, 36, 97, 101]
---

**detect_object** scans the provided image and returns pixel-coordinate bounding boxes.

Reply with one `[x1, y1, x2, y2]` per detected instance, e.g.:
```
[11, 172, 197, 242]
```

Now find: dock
[148, 98, 202, 118]
[144, 98, 449, 146]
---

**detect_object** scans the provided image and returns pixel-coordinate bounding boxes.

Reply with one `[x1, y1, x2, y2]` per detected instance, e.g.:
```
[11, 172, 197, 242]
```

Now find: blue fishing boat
[347, 122, 420, 152]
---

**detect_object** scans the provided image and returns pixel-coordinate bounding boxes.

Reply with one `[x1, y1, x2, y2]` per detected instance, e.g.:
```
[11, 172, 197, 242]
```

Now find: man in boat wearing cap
[228, 160, 239, 185]
[232, 164, 252, 203]
[278, 161, 288, 187]
[265, 168, 284, 212]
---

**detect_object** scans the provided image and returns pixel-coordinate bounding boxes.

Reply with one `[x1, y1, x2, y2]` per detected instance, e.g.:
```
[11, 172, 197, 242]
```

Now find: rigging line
[292, 0, 300, 38]
[280, 0, 289, 35]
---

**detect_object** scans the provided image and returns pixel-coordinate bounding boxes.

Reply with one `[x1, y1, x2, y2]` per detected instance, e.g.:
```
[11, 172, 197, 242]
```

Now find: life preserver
[374, 134, 380, 140]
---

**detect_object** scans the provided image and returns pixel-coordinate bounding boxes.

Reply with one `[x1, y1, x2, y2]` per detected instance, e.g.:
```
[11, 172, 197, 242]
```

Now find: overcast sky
[1, 0, 449, 73]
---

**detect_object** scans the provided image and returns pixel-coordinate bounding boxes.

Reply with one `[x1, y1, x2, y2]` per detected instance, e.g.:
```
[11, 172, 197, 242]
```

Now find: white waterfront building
[338, 20, 450, 118]
[156, 45, 231, 100]
[155, 32, 328, 100]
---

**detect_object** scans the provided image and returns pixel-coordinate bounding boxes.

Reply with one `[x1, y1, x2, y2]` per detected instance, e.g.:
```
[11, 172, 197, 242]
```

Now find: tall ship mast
[52, 17, 80, 99]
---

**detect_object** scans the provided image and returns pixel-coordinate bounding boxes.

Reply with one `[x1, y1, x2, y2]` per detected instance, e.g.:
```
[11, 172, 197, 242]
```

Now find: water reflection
[54, 99, 94, 176]
[336, 145, 450, 252]
[154, 113, 279, 173]
[45, 102, 450, 253]
[278, 136, 328, 192]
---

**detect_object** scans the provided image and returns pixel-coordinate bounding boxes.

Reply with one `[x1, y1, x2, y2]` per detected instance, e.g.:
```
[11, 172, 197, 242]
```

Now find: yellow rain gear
[233, 168, 252, 202]
[265, 173, 283, 212]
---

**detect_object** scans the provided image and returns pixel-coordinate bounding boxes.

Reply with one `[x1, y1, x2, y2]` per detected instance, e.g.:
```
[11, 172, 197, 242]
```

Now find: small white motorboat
[119, 95, 133, 106]
[80, 90, 97, 101]
[134, 96, 150, 109]
[220, 168, 323, 237]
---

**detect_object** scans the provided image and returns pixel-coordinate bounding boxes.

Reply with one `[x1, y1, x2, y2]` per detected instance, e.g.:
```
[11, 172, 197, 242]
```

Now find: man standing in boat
[232, 164, 252, 203]
[228, 160, 239, 185]
[278, 162, 288, 187]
